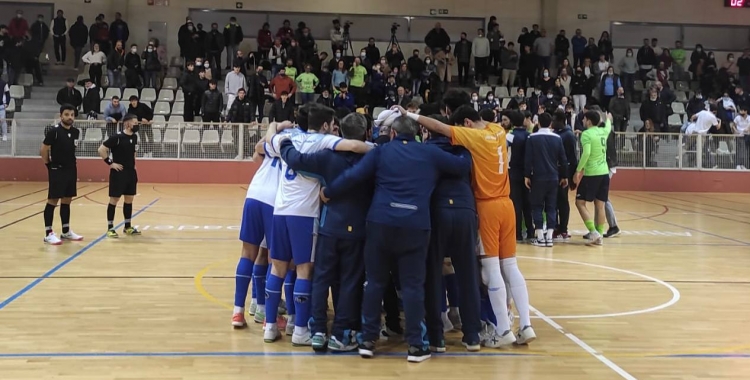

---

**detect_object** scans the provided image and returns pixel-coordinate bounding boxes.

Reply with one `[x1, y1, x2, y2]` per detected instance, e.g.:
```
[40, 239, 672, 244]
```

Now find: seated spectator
[482, 92, 500, 111]
[333, 83, 355, 111]
[103, 95, 127, 137]
[317, 89, 334, 108]
[269, 90, 295, 122]
[56, 78, 83, 115]
[82, 78, 101, 116]
[386, 86, 411, 108]
[508, 88, 526, 110]
[469, 91, 481, 111]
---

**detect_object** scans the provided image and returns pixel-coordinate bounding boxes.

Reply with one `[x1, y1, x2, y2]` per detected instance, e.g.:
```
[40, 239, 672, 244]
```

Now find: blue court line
[0, 198, 160, 311]
[0, 351, 538, 359]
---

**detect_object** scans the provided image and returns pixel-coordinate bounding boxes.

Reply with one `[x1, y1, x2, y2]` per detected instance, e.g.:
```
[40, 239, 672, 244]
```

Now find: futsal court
[0, 182, 748, 379]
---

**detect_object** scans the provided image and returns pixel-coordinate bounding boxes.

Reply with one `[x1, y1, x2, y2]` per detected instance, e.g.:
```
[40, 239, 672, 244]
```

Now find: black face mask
[132, 125, 140, 133]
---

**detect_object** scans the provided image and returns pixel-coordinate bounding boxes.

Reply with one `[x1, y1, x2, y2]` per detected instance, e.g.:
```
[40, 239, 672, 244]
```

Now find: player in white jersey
[231, 136, 285, 328]
[261, 105, 372, 345]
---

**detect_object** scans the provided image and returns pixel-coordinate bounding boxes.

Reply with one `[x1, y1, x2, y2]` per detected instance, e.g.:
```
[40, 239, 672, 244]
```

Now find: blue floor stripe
[0, 198, 160, 310]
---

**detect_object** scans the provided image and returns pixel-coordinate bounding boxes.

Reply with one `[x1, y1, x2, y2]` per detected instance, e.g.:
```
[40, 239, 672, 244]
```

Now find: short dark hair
[111, 96, 120, 101]
[449, 105, 481, 125]
[308, 104, 335, 132]
[339, 82, 348, 89]
[340, 113, 367, 141]
[281, 91, 289, 96]
[443, 89, 471, 114]
[66, 77, 75, 83]
[583, 110, 601, 125]
[237, 88, 246, 94]
[552, 109, 567, 129]
[419, 102, 441, 116]
[479, 108, 496, 122]
[507, 110, 525, 127]
[538, 112, 553, 128]
[129, 95, 139, 101]
[60, 104, 76, 114]
[208, 79, 217, 85]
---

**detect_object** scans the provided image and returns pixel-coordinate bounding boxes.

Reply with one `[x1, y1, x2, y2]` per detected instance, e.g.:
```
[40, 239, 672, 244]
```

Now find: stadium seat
[182, 129, 201, 146]
[154, 102, 172, 116]
[84, 128, 103, 142]
[9, 85, 24, 100]
[495, 87, 510, 98]
[510, 87, 519, 95]
[166, 67, 181, 78]
[667, 114, 683, 127]
[76, 74, 89, 85]
[162, 78, 178, 90]
[141, 88, 157, 103]
[7, 98, 16, 113]
[220, 129, 234, 146]
[201, 130, 220, 147]
[671, 102, 686, 115]
[171, 102, 184, 116]
[373, 107, 386, 118]
[675, 81, 689, 92]
[675, 91, 688, 103]
[18, 74, 34, 87]
[175, 89, 185, 102]
[633, 81, 644, 92]
[170, 56, 184, 68]
[99, 100, 110, 112]
[162, 128, 180, 144]
[158, 89, 175, 102]
[261, 117, 269, 125]
[152, 117, 167, 130]
[105, 87, 121, 100]
[152, 128, 163, 144]
[479, 85, 493, 97]
[501, 98, 511, 109]
[168, 115, 184, 123]
[122, 88, 139, 101]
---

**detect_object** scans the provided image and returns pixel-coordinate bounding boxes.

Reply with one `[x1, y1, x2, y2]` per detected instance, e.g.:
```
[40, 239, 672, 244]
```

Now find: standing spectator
[283, 58, 297, 81]
[487, 24, 504, 74]
[583, 38, 599, 64]
[177, 17, 192, 58]
[436, 45, 454, 86]
[518, 45, 536, 89]
[124, 44, 142, 88]
[180, 61, 198, 122]
[349, 57, 368, 107]
[472, 28, 490, 85]
[69, 16, 87, 69]
[517, 27, 532, 53]
[89, 15, 110, 55]
[732, 106, 750, 170]
[637, 38, 657, 83]
[618, 48, 638, 98]
[570, 67, 588, 112]
[385, 44, 404, 72]
[82, 43, 106, 87]
[205, 23, 224, 79]
[257, 23, 272, 59]
[0, 77, 8, 141]
[109, 12, 129, 48]
[107, 41, 125, 89]
[500, 42, 519, 89]
[51, 10, 68, 66]
[268, 37, 286, 76]
[56, 78, 82, 113]
[571, 29, 586, 67]
[223, 17, 243, 70]
[269, 67, 296, 100]
[533, 29, 553, 74]
[733, 86, 750, 112]
[298, 27, 316, 65]
[332, 60, 349, 93]
[294, 22, 306, 42]
[81, 78, 100, 116]
[608, 87, 630, 134]
[554, 30, 569, 71]
[246, 66, 267, 122]
[454, 32, 472, 87]
[365, 38, 380, 67]
[276, 20, 293, 46]
[296, 63, 319, 104]
[558, 58, 573, 77]
[30, 14, 50, 49]
[330, 19, 343, 53]
[0, 26, 10, 75]
[598, 32, 613, 62]
[659, 48, 674, 72]
[141, 41, 160, 89]
[269, 91, 294, 122]
[737, 49, 750, 91]
[594, 53, 610, 79]
[286, 39, 303, 71]
[224, 64, 247, 111]
[424, 22, 451, 55]
[195, 24, 207, 59]
[671, 41, 687, 80]
[201, 79, 223, 126]
[640, 88, 667, 132]
[181, 22, 200, 62]
[407, 49, 424, 95]
[8, 10, 29, 40]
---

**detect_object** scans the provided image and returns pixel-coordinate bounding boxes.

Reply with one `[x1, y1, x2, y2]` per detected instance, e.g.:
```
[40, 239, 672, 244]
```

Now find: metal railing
[1, 119, 749, 171]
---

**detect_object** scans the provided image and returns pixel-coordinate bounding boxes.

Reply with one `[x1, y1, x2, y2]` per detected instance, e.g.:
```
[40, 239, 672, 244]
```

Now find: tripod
[387, 32, 401, 55]
[342, 29, 354, 57]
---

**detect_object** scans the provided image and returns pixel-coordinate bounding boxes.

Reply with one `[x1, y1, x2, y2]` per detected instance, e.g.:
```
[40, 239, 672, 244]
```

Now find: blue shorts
[270, 215, 317, 264]
[239, 198, 274, 246]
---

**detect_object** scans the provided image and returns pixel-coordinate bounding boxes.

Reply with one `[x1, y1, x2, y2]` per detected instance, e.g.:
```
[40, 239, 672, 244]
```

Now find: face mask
[132, 125, 140, 133]
[360, 53, 366, 58]
[518, 94, 524, 98]
[488, 96, 494, 101]
[196, 62, 202, 66]
[335, 53, 341, 58]
[188, 26, 193, 31]
[627, 52, 633, 57]
[543, 73, 549, 78]
[204, 63, 209, 68]
[131, 48, 137, 53]
[381, 60, 386, 64]
[17, 14, 22, 18]
[697, 48, 702, 52]
[696, 95, 703, 99]
[148, 48, 153, 52]
[472, 96, 478, 101]
[730, 58, 735, 62]
[547, 94, 553, 99]
[425, 60, 431, 64]
[535, 90, 541, 95]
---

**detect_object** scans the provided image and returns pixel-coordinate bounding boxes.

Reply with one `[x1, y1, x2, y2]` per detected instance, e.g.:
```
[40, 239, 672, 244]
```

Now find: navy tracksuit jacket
[324, 133, 471, 347]
[279, 139, 372, 340]
[509, 127, 533, 238]
[555, 126, 578, 233]
[524, 128, 569, 230]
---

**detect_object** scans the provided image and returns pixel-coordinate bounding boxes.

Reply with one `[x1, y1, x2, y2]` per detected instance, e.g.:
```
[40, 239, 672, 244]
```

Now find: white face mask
[488, 96, 494, 101]
[196, 61, 202, 66]
[729, 58, 735, 62]
[131, 48, 137, 53]
[425, 60, 431, 64]
[147, 48, 153, 52]
[472, 96, 478, 101]
[543, 73, 550, 78]
[204, 63, 209, 68]
[335, 53, 341, 58]
[360, 53, 366, 58]
[535, 90, 541, 95]
[547, 94, 553, 99]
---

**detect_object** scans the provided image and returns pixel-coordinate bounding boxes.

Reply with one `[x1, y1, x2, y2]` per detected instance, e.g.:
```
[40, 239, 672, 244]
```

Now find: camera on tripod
[343, 21, 353, 33]
[391, 22, 400, 34]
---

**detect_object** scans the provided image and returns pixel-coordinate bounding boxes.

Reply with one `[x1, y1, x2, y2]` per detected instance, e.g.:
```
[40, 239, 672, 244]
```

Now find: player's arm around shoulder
[279, 138, 326, 175]
[428, 142, 472, 177]
[332, 138, 373, 154]
[322, 147, 380, 201]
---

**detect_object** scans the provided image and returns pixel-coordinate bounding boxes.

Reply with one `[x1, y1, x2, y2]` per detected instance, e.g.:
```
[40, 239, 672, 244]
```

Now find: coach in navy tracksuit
[424, 118, 481, 350]
[322, 115, 470, 362]
[524, 112, 569, 246]
[552, 110, 578, 239]
[508, 118, 533, 241]
[279, 113, 373, 351]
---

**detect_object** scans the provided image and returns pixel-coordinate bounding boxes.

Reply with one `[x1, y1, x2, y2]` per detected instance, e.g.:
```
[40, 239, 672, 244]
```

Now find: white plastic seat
[100, 100, 110, 112]
[221, 129, 234, 145]
[667, 114, 683, 126]
[84, 128, 103, 142]
[501, 98, 511, 109]
[122, 88, 139, 101]
[162, 128, 180, 144]
[158, 89, 175, 102]
[674, 91, 688, 103]
[9, 85, 24, 100]
[201, 130, 220, 146]
[18, 74, 34, 87]
[671, 102, 686, 115]
[162, 78, 178, 90]
[479, 85, 493, 97]
[495, 87, 510, 98]
[140, 88, 157, 103]
[675, 81, 689, 92]
[152, 129, 162, 143]
[175, 89, 185, 102]
[182, 129, 201, 145]
[171, 102, 184, 116]
[168, 115, 184, 123]
[373, 107, 386, 119]
[154, 102, 172, 116]
[105, 87, 121, 100]
[76, 74, 89, 85]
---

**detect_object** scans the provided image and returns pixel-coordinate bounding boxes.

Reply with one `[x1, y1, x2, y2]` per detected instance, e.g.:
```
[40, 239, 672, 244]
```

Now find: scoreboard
[726, 0, 750, 7]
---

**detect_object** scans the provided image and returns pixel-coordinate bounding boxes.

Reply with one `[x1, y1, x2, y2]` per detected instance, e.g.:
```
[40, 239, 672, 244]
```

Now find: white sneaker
[285, 315, 295, 336]
[586, 231, 603, 246]
[44, 232, 63, 245]
[738, 165, 743, 170]
[61, 230, 84, 241]
[441, 312, 454, 332]
[248, 300, 257, 316]
[516, 325, 537, 345]
[531, 238, 546, 247]
[483, 329, 516, 348]
[263, 325, 281, 343]
[508, 309, 515, 330]
[1, 135, 7, 142]
[291, 331, 312, 346]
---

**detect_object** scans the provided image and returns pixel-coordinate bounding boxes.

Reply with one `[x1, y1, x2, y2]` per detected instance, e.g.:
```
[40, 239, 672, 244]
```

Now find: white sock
[545, 230, 553, 241]
[294, 325, 309, 335]
[251, 297, 257, 305]
[257, 304, 266, 313]
[536, 229, 544, 240]
[480, 257, 510, 334]
[233, 306, 244, 314]
[501, 257, 531, 327]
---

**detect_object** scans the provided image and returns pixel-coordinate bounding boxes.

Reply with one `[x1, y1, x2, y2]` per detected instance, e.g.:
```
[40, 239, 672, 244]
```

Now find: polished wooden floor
[0, 182, 748, 379]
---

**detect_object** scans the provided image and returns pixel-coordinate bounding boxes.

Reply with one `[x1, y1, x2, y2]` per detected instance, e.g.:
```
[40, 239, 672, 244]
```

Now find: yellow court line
[192, 259, 750, 358]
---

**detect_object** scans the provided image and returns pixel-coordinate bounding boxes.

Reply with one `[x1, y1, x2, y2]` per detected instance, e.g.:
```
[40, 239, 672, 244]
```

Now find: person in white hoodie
[472, 28, 490, 85]
[82, 43, 107, 88]
[224, 64, 247, 112]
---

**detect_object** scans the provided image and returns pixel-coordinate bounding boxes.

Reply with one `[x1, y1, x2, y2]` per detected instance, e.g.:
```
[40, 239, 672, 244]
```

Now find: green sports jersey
[576, 119, 611, 176]
[295, 73, 319, 93]
[285, 66, 297, 81]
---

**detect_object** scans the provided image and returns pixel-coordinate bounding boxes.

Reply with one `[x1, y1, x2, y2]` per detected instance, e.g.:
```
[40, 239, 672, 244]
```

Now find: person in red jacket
[257, 22, 272, 60]
[8, 10, 29, 39]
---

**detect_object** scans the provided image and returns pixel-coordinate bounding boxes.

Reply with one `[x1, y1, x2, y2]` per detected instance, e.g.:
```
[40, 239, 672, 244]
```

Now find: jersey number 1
[497, 147, 505, 174]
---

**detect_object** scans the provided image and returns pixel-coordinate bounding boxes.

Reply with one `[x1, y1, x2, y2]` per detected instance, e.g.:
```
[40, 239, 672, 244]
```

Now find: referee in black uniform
[41, 104, 84, 245]
[97, 113, 141, 238]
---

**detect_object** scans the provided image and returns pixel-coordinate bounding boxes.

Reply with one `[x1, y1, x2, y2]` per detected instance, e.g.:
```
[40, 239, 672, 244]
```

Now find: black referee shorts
[109, 169, 138, 198]
[47, 166, 78, 199]
[575, 174, 610, 203]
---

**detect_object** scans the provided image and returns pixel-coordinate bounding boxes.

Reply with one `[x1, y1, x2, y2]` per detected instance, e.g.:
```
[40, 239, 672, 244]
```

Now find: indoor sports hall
[1, 0, 750, 379]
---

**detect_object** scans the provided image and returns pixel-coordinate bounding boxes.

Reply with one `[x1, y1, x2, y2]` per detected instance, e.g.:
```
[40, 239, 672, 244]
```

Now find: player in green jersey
[573, 110, 613, 246]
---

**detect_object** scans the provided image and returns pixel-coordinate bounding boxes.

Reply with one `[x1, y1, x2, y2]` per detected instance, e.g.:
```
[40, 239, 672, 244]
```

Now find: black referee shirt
[43, 124, 80, 168]
[103, 132, 138, 170]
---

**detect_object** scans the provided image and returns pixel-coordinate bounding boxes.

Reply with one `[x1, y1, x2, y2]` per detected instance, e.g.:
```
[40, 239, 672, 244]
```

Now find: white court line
[531, 305, 638, 380]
